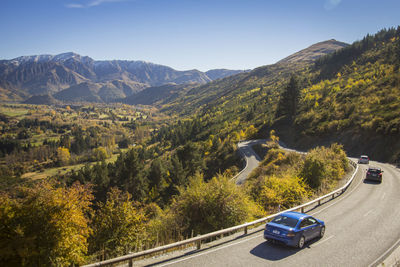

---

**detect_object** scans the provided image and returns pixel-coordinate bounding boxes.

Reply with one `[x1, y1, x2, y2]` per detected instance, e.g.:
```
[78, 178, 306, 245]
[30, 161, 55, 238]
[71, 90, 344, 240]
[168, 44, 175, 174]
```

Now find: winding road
[234, 139, 266, 185]
[133, 148, 400, 266]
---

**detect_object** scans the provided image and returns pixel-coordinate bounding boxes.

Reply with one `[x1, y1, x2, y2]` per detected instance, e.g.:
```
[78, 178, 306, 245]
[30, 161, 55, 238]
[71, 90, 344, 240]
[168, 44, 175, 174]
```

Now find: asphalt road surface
[135, 160, 400, 266]
[234, 139, 266, 185]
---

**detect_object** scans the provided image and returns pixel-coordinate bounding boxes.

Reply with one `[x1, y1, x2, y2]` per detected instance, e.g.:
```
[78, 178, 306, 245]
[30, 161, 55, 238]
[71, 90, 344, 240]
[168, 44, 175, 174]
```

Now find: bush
[301, 154, 325, 188]
[169, 173, 263, 236]
[246, 174, 309, 213]
[301, 144, 349, 190]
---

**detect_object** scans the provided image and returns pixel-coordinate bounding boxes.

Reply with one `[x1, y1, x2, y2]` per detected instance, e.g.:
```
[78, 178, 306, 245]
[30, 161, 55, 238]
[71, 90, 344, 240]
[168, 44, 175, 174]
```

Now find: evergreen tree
[166, 155, 186, 197]
[148, 158, 167, 204]
[276, 75, 300, 121]
[113, 149, 148, 202]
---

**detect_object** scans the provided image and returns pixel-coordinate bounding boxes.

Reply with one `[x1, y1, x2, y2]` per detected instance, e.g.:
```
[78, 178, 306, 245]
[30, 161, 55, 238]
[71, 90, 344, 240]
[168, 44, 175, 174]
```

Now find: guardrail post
[318, 200, 321, 205]
[332, 193, 335, 199]
[244, 226, 248, 235]
[301, 207, 304, 213]
[196, 235, 201, 250]
[129, 259, 133, 267]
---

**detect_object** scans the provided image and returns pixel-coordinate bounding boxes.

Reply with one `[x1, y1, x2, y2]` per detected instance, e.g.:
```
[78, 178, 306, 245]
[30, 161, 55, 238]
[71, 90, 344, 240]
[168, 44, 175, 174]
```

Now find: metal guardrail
[84, 159, 359, 267]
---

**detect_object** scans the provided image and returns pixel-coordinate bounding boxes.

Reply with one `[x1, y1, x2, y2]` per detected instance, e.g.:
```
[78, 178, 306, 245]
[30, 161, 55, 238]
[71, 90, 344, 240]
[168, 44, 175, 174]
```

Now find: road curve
[234, 139, 267, 185]
[134, 160, 400, 266]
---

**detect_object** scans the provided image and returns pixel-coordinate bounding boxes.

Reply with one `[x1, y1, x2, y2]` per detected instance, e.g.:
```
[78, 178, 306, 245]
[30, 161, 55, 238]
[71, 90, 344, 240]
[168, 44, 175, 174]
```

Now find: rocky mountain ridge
[0, 53, 246, 103]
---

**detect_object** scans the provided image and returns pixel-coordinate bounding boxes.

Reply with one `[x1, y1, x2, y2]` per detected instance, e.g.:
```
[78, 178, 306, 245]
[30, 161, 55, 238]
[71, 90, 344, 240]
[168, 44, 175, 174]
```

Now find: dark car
[366, 167, 383, 183]
[264, 211, 325, 249]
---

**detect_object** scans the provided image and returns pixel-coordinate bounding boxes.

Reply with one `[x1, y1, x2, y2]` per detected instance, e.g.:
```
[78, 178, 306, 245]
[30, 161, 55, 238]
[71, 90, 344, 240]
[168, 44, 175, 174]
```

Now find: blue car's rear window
[271, 215, 298, 228]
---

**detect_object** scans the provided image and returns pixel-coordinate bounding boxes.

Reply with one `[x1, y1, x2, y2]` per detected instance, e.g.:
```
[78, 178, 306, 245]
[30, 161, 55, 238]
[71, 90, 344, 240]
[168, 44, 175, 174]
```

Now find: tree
[59, 135, 71, 149]
[113, 149, 148, 202]
[89, 188, 146, 259]
[276, 75, 301, 121]
[57, 147, 71, 165]
[176, 142, 205, 178]
[166, 155, 186, 197]
[91, 147, 109, 161]
[0, 182, 93, 266]
[148, 158, 168, 205]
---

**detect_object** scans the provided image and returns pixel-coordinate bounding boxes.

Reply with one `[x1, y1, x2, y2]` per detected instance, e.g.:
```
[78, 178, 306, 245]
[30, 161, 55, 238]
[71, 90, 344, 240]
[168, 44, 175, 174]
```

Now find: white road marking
[381, 192, 386, 200]
[311, 235, 334, 247]
[368, 237, 400, 267]
[363, 209, 374, 217]
[157, 234, 263, 267]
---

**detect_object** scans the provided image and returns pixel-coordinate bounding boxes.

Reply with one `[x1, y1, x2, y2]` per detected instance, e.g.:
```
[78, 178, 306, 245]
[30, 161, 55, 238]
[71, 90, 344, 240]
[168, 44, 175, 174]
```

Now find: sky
[1, 0, 400, 71]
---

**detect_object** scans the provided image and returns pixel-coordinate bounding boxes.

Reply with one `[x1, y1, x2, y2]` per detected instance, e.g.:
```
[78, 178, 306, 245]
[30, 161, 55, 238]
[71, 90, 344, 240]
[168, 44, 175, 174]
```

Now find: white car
[358, 155, 369, 164]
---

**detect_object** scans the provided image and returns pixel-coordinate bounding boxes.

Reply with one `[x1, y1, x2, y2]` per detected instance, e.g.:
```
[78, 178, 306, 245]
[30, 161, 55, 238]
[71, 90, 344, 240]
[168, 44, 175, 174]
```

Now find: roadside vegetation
[245, 133, 350, 213]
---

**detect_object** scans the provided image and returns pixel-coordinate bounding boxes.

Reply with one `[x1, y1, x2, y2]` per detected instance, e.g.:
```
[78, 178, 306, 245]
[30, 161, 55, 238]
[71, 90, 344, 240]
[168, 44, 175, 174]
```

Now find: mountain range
[0, 52, 246, 103]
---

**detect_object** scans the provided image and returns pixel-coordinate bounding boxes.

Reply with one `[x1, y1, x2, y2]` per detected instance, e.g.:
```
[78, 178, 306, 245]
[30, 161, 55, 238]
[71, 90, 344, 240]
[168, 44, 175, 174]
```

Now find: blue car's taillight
[286, 231, 295, 237]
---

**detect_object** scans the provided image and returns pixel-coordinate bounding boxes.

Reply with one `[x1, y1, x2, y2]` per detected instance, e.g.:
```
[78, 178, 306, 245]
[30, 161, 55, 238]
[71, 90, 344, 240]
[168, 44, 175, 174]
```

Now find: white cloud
[65, 0, 128, 8]
[88, 0, 125, 7]
[324, 0, 342, 10]
[65, 3, 85, 8]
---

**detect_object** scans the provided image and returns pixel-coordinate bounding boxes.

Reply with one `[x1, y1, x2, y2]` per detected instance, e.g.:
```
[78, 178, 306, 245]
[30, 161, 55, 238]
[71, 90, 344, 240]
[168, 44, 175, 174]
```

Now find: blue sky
[1, 0, 400, 71]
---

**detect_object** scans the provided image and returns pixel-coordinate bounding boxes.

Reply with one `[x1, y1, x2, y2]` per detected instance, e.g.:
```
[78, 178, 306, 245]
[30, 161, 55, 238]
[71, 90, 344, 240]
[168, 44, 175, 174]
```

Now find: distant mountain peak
[277, 39, 349, 64]
[10, 52, 92, 65]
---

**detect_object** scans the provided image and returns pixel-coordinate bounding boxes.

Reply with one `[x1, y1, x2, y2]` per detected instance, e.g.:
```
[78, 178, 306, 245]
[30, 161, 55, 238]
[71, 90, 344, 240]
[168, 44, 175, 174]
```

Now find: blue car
[264, 211, 325, 248]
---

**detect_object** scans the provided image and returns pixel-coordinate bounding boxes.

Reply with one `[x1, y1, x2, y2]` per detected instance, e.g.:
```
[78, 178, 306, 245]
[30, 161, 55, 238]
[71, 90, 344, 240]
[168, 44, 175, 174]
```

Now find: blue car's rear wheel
[298, 236, 305, 248]
[320, 226, 325, 238]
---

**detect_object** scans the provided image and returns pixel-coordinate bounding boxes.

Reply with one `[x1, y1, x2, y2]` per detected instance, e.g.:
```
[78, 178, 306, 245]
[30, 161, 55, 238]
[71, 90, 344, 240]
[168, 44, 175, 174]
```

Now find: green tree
[91, 147, 109, 161]
[165, 155, 186, 198]
[89, 188, 146, 259]
[176, 142, 205, 178]
[113, 149, 148, 202]
[276, 75, 301, 121]
[148, 158, 168, 205]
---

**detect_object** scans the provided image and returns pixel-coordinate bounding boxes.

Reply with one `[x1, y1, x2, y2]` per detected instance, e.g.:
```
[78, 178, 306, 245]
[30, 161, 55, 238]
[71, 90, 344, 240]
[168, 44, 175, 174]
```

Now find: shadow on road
[250, 237, 323, 261]
[250, 241, 298, 261]
[363, 179, 382, 185]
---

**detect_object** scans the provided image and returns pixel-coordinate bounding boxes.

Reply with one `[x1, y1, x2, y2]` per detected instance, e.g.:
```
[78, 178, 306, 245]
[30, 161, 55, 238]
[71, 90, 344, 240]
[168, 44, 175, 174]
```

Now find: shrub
[169, 173, 263, 236]
[254, 175, 309, 212]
